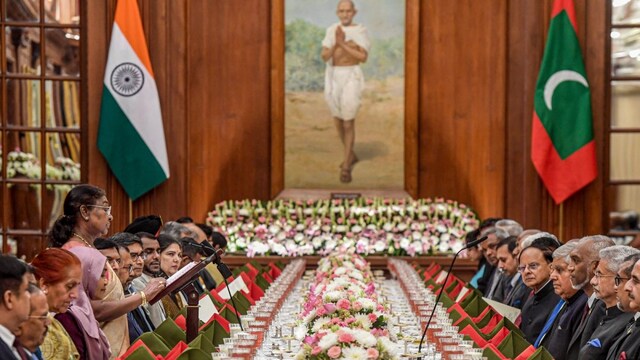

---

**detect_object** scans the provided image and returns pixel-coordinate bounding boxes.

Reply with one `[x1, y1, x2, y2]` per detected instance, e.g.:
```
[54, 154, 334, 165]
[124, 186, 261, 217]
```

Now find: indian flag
[98, 0, 169, 200]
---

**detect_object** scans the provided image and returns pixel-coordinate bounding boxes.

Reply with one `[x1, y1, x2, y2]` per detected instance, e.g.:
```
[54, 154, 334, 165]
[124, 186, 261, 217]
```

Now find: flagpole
[559, 203, 564, 242]
[129, 198, 133, 224]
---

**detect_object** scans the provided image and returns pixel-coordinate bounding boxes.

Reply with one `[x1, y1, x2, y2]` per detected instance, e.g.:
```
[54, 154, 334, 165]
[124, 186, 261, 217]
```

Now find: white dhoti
[324, 65, 364, 121]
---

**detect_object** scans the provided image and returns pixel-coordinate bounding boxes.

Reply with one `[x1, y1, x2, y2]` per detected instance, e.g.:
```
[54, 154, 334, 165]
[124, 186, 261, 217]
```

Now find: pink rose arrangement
[295, 252, 399, 359]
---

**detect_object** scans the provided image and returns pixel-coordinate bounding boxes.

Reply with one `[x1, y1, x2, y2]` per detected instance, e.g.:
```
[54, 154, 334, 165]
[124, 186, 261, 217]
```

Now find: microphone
[416, 234, 489, 357]
[463, 235, 488, 249]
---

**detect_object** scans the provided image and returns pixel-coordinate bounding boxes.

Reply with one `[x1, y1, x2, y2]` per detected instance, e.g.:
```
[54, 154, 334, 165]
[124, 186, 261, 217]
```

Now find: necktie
[13, 339, 29, 360]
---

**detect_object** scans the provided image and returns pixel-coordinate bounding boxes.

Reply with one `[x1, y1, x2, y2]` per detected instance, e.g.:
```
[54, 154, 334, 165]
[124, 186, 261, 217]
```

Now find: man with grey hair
[539, 241, 587, 360]
[566, 235, 615, 360]
[495, 219, 523, 237]
[520, 231, 559, 251]
[579, 246, 637, 359]
[161, 221, 197, 241]
[607, 253, 640, 360]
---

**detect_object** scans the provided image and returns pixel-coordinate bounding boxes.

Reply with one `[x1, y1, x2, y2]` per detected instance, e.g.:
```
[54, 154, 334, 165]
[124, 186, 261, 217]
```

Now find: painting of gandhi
[284, 0, 405, 189]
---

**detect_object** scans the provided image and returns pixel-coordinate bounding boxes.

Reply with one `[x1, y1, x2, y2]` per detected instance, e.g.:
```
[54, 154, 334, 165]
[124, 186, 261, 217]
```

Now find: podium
[149, 259, 209, 342]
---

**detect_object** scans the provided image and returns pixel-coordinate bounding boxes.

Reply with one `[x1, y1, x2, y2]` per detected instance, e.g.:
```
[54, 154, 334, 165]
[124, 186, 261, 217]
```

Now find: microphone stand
[192, 240, 245, 331]
[417, 235, 487, 358]
[218, 261, 244, 331]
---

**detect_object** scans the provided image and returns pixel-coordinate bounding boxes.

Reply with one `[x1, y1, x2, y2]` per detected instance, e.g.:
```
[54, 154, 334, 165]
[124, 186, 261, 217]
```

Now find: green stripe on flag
[98, 86, 167, 200]
[533, 11, 593, 159]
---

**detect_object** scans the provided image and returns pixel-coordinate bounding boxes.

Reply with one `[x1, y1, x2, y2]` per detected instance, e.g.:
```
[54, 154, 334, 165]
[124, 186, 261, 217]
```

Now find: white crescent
[543, 70, 589, 110]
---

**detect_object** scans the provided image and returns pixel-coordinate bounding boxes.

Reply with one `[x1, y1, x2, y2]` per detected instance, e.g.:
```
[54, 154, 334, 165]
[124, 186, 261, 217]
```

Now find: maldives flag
[531, 0, 596, 204]
[98, 0, 169, 200]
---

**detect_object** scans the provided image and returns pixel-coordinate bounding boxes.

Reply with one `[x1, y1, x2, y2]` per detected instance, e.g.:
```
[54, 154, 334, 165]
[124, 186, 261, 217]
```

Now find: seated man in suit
[565, 235, 615, 360]
[579, 246, 638, 360]
[0, 255, 32, 359]
[16, 284, 51, 360]
[518, 237, 561, 344]
[606, 252, 640, 360]
[496, 236, 529, 308]
[538, 241, 587, 360]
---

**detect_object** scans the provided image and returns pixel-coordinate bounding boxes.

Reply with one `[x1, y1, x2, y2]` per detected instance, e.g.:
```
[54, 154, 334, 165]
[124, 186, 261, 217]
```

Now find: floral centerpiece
[207, 198, 479, 257]
[294, 252, 399, 359]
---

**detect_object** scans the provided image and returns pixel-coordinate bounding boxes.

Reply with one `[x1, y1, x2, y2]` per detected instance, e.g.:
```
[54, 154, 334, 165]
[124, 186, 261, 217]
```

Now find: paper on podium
[199, 295, 219, 323]
[149, 260, 208, 305]
[482, 297, 521, 323]
[219, 276, 250, 300]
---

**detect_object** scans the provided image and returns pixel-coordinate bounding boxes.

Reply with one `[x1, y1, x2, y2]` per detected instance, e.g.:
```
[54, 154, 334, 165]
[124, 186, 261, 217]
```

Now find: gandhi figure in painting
[321, 0, 370, 183]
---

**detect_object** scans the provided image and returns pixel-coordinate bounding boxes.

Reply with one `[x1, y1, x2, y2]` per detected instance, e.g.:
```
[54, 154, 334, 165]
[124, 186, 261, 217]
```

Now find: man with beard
[537, 241, 587, 360]
[565, 235, 615, 360]
[606, 252, 640, 360]
[131, 232, 166, 328]
[16, 285, 50, 360]
[579, 246, 636, 359]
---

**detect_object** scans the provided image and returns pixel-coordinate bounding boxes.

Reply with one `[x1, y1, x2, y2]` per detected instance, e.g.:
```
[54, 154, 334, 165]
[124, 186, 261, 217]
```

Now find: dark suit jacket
[580, 306, 634, 360]
[477, 263, 496, 295]
[566, 297, 607, 360]
[488, 272, 511, 302]
[539, 290, 588, 360]
[606, 316, 640, 360]
[0, 338, 19, 360]
[520, 280, 561, 344]
[504, 275, 530, 309]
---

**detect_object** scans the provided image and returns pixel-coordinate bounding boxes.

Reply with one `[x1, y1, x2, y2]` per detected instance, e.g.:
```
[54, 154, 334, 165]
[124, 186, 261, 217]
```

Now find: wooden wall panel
[419, 0, 507, 219]
[186, 0, 271, 222]
[82, 0, 608, 237]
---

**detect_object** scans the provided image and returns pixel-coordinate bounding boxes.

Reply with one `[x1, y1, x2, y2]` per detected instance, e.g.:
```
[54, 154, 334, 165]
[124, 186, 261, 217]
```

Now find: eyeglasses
[87, 205, 112, 216]
[615, 275, 630, 287]
[594, 271, 616, 280]
[518, 263, 542, 273]
[129, 252, 142, 261]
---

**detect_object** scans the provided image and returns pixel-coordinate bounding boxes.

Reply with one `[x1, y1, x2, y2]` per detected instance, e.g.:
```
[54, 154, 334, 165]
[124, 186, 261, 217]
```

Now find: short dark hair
[497, 236, 518, 254]
[197, 223, 213, 239]
[135, 232, 156, 240]
[465, 229, 480, 245]
[479, 218, 502, 232]
[157, 234, 182, 252]
[0, 255, 30, 301]
[211, 232, 228, 249]
[176, 216, 194, 224]
[94, 238, 119, 251]
[110, 232, 143, 247]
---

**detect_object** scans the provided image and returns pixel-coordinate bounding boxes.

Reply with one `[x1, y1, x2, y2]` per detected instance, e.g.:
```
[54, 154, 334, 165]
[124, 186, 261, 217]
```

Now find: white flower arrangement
[208, 197, 479, 257]
[3, 149, 80, 190]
